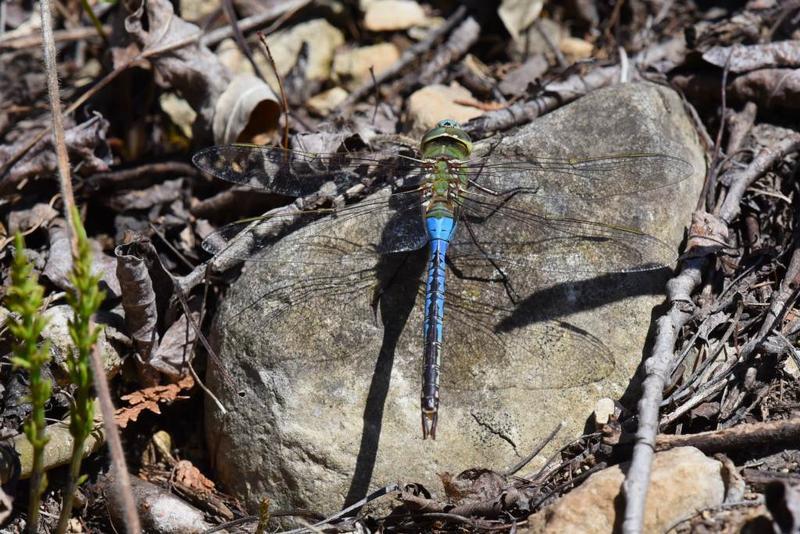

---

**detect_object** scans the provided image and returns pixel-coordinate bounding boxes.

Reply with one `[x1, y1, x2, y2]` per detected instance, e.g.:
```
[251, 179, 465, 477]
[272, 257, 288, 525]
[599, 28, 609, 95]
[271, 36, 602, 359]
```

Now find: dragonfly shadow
[494, 268, 672, 333]
[344, 248, 427, 508]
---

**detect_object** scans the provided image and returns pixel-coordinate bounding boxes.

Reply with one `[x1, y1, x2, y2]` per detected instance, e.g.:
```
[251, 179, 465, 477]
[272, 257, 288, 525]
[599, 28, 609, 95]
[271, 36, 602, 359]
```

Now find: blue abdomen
[420, 214, 455, 437]
[423, 216, 455, 341]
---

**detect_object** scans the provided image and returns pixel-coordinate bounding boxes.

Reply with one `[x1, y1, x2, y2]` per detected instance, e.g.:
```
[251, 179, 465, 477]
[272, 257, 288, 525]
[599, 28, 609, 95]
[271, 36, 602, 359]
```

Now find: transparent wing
[220, 260, 615, 390]
[201, 189, 429, 265]
[448, 189, 675, 286]
[443, 289, 615, 390]
[193, 145, 426, 196]
[461, 152, 693, 198]
[194, 145, 693, 199]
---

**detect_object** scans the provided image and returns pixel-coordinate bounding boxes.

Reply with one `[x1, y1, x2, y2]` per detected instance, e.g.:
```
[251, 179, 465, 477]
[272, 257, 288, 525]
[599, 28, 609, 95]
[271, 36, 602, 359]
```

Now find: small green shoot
[55, 207, 106, 534]
[255, 496, 271, 534]
[6, 233, 52, 534]
[79, 0, 108, 43]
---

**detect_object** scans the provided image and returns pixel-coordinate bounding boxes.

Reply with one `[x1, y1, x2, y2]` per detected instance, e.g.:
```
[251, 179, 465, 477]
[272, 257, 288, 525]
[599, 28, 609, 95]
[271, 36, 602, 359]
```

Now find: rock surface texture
[523, 447, 727, 533]
[206, 82, 705, 512]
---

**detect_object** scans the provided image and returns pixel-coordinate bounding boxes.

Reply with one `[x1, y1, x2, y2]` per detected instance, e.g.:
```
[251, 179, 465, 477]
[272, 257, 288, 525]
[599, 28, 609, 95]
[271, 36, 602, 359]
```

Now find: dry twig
[336, 5, 468, 110]
[464, 65, 621, 137]
[38, 1, 140, 531]
[655, 417, 800, 452]
[717, 133, 800, 223]
[622, 259, 706, 533]
[417, 17, 481, 86]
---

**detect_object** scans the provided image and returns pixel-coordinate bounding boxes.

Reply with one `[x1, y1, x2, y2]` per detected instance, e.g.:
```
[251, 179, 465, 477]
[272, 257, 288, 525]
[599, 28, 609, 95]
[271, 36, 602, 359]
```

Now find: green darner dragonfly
[193, 119, 692, 439]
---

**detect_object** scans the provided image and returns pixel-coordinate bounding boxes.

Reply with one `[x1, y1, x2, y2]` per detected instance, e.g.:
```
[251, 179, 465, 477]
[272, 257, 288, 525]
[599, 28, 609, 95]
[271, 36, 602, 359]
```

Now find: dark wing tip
[192, 146, 223, 177]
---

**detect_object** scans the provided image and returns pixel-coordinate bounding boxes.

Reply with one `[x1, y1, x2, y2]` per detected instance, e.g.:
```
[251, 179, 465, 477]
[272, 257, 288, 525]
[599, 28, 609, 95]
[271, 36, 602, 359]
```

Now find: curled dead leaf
[149, 312, 200, 380]
[43, 219, 121, 298]
[498, 0, 543, 42]
[173, 460, 215, 495]
[123, 0, 231, 139]
[212, 74, 280, 145]
[115, 241, 159, 365]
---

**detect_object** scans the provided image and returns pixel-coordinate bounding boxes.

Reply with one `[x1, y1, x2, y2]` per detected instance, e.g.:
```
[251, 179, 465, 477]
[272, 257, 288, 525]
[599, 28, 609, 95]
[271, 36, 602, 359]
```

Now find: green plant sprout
[55, 207, 106, 534]
[6, 233, 52, 534]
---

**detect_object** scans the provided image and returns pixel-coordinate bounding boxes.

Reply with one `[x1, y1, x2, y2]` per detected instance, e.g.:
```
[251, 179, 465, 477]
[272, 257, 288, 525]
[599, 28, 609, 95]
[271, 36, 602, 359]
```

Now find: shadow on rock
[494, 268, 672, 332]
[345, 249, 427, 507]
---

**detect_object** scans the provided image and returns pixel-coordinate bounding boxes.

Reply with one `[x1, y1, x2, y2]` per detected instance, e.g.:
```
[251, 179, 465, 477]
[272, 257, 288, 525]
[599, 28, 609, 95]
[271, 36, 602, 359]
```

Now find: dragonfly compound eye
[420, 121, 473, 159]
[437, 119, 460, 129]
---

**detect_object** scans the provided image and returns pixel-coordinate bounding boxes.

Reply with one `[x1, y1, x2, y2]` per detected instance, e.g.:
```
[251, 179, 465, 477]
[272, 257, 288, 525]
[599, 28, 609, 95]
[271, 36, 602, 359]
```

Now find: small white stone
[407, 83, 483, 134]
[306, 87, 350, 116]
[560, 36, 594, 60]
[364, 0, 427, 31]
[333, 43, 400, 88]
[593, 397, 616, 425]
[257, 19, 345, 82]
[160, 93, 197, 139]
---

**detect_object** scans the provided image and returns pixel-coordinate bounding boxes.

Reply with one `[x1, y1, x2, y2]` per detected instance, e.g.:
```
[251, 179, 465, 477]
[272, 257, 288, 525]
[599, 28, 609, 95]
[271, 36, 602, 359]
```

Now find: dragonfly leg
[467, 179, 542, 202]
[462, 181, 542, 232]
[453, 218, 522, 304]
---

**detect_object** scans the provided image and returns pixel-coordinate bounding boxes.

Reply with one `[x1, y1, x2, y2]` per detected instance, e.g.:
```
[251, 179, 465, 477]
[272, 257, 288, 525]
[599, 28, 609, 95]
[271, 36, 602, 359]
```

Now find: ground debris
[2, 0, 800, 532]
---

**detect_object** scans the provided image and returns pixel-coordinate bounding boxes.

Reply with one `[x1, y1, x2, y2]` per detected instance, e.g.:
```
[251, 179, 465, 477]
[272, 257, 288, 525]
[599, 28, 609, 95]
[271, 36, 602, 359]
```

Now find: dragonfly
[193, 119, 692, 439]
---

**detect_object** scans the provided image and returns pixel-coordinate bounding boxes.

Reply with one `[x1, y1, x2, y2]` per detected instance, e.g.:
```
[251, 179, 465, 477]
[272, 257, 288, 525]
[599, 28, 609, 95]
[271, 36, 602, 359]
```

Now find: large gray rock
[205, 82, 705, 512]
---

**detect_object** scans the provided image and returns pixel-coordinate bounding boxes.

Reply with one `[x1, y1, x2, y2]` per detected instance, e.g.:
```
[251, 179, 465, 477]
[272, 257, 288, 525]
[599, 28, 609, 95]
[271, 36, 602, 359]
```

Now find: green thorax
[419, 120, 473, 219]
[420, 119, 473, 161]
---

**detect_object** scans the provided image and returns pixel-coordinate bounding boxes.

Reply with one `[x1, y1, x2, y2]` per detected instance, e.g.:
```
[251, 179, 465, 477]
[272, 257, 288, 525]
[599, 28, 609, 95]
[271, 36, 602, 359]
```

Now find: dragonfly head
[420, 119, 473, 161]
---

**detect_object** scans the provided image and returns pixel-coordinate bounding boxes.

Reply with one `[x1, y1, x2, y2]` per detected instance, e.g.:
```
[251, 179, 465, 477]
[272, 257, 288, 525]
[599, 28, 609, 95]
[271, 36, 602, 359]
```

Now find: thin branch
[0, 24, 109, 50]
[175, 181, 364, 295]
[621, 258, 706, 534]
[699, 46, 735, 212]
[417, 16, 481, 86]
[88, 341, 141, 533]
[40, 4, 140, 532]
[220, 0, 268, 82]
[258, 32, 289, 149]
[40, 0, 76, 251]
[464, 65, 621, 138]
[503, 421, 563, 476]
[655, 417, 800, 453]
[717, 133, 800, 223]
[200, 0, 309, 48]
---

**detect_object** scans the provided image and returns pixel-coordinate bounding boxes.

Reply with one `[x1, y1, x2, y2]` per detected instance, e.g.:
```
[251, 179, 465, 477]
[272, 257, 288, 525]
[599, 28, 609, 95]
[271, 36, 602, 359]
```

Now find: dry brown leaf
[122, 0, 230, 139]
[44, 219, 122, 298]
[1, 115, 111, 190]
[7, 203, 58, 234]
[174, 460, 215, 494]
[116, 241, 159, 366]
[149, 312, 200, 380]
[115, 401, 161, 428]
[105, 178, 184, 212]
[115, 375, 195, 428]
